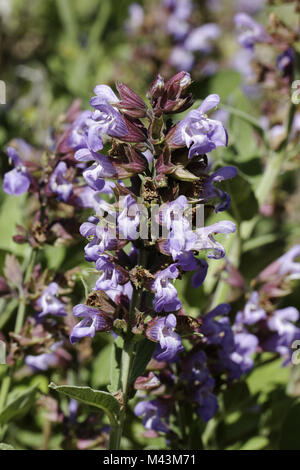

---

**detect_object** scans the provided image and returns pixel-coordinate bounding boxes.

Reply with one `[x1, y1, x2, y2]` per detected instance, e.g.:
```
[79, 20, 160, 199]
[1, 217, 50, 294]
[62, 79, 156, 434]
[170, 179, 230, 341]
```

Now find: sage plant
[62, 71, 240, 448]
[2, 68, 300, 450]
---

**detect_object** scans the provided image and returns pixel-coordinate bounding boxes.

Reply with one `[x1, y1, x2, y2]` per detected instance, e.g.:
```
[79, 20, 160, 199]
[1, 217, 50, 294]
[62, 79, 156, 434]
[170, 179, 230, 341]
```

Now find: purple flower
[199, 306, 250, 380]
[234, 13, 269, 50]
[159, 195, 189, 229]
[69, 399, 79, 422]
[200, 304, 233, 347]
[79, 217, 118, 261]
[25, 342, 63, 371]
[91, 84, 119, 104]
[182, 351, 218, 422]
[125, 3, 144, 34]
[153, 265, 182, 312]
[163, 0, 192, 21]
[3, 147, 31, 196]
[118, 195, 141, 240]
[200, 166, 237, 212]
[73, 184, 114, 210]
[194, 386, 218, 422]
[230, 327, 258, 374]
[184, 24, 221, 53]
[169, 46, 194, 71]
[182, 350, 210, 382]
[82, 154, 116, 190]
[232, 48, 255, 80]
[258, 245, 300, 281]
[235, 0, 266, 15]
[70, 304, 112, 343]
[190, 259, 208, 288]
[235, 291, 267, 325]
[36, 283, 67, 317]
[68, 110, 95, 151]
[94, 255, 132, 302]
[164, 216, 197, 260]
[49, 162, 73, 201]
[90, 105, 128, 140]
[262, 307, 300, 357]
[170, 94, 228, 158]
[89, 85, 128, 140]
[25, 342, 71, 372]
[72, 86, 128, 163]
[134, 399, 170, 433]
[277, 48, 295, 77]
[176, 252, 208, 288]
[164, 0, 192, 40]
[147, 314, 183, 361]
[193, 221, 236, 259]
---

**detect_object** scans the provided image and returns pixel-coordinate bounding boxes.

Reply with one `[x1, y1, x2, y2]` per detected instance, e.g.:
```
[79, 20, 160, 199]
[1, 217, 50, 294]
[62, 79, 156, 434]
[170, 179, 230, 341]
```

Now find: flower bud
[147, 74, 165, 101]
[116, 82, 148, 118]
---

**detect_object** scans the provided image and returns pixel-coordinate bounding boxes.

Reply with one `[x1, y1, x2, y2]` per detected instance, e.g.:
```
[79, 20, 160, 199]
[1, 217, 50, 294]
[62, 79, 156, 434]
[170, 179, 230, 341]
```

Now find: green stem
[256, 102, 295, 207]
[0, 248, 37, 439]
[210, 231, 241, 309]
[14, 249, 37, 335]
[255, 150, 285, 207]
[0, 371, 12, 439]
[0, 374, 11, 413]
[55, 0, 78, 43]
[111, 286, 141, 450]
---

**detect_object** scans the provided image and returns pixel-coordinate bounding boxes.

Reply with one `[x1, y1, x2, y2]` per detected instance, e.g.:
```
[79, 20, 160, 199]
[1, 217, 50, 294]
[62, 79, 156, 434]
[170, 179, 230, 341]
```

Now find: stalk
[14, 249, 37, 334]
[109, 287, 141, 450]
[255, 150, 285, 207]
[256, 102, 295, 207]
[0, 247, 37, 438]
[109, 245, 147, 450]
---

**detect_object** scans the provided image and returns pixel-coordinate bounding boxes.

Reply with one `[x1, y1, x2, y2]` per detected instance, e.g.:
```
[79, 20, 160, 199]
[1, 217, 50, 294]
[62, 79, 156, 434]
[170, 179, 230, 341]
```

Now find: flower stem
[14, 248, 37, 335]
[110, 289, 141, 450]
[255, 150, 285, 207]
[111, 285, 141, 450]
[0, 247, 37, 440]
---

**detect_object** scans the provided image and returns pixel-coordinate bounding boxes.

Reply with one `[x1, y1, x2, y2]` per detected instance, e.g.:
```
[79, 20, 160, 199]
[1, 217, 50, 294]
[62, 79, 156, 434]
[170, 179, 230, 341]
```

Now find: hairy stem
[14, 248, 37, 334]
[0, 248, 37, 439]
[110, 287, 141, 450]
[255, 150, 285, 207]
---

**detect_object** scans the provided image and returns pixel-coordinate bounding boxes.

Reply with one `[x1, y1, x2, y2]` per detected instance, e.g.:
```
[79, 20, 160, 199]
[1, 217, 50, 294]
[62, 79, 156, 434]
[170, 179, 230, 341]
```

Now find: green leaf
[265, 3, 299, 29]
[239, 436, 269, 450]
[0, 443, 14, 450]
[230, 117, 259, 162]
[0, 385, 39, 425]
[279, 401, 300, 450]
[226, 173, 258, 221]
[223, 382, 251, 413]
[208, 70, 242, 101]
[91, 343, 112, 389]
[130, 339, 156, 385]
[49, 383, 120, 425]
[247, 355, 289, 395]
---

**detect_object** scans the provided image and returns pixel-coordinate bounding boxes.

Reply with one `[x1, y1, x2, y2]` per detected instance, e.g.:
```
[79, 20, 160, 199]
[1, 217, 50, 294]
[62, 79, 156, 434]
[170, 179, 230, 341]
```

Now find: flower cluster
[232, 5, 298, 113]
[125, 0, 220, 77]
[69, 72, 236, 354]
[3, 68, 299, 447]
[57, 72, 270, 439]
[234, 245, 300, 364]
